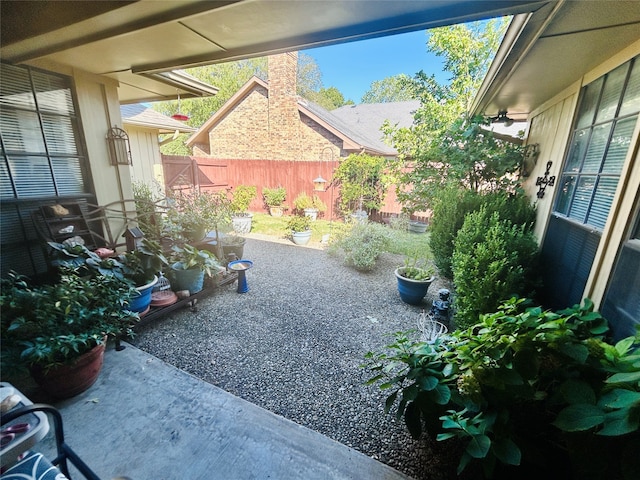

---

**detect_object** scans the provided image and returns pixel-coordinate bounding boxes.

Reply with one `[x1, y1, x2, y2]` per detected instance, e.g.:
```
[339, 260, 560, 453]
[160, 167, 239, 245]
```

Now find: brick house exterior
[188, 52, 396, 162]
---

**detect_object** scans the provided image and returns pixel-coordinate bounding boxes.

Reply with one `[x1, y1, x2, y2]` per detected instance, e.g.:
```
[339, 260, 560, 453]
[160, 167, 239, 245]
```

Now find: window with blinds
[0, 63, 92, 277]
[0, 63, 88, 199]
[554, 56, 639, 229]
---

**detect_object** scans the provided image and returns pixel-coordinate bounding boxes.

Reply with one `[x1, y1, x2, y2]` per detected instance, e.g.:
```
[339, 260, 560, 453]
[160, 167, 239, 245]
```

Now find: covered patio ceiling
[473, 0, 640, 121]
[1, 0, 547, 104]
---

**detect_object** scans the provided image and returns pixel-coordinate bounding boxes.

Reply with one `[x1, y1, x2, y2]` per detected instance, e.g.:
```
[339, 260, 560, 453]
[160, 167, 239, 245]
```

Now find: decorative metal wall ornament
[521, 143, 540, 177]
[536, 161, 556, 198]
[106, 126, 132, 166]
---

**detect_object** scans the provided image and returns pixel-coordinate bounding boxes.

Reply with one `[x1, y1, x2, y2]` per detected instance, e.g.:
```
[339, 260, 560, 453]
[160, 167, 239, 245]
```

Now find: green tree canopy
[384, 19, 521, 212]
[307, 86, 354, 110]
[361, 74, 416, 103]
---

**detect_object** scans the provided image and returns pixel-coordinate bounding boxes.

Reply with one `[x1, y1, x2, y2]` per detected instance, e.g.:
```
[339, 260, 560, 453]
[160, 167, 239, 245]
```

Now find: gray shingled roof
[299, 99, 397, 155]
[330, 100, 420, 154]
[121, 104, 196, 133]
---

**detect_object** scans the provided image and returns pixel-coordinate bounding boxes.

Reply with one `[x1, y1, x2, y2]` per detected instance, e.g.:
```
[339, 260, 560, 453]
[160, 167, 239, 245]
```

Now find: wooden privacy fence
[161, 155, 430, 222]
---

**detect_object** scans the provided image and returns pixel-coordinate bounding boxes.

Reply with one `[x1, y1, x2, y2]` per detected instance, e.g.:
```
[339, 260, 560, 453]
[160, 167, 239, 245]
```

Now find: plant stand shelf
[130, 271, 238, 330]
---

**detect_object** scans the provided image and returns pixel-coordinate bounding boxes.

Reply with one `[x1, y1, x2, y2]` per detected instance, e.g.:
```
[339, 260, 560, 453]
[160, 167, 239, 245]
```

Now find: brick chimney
[268, 52, 301, 160]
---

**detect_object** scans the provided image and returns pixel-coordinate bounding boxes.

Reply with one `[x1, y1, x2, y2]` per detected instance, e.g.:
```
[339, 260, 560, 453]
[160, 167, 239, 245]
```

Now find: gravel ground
[131, 234, 456, 480]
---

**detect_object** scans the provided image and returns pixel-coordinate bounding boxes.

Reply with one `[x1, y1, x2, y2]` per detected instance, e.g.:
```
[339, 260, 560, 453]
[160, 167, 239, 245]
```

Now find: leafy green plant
[397, 256, 435, 280]
[132, 181, 165, 243]
[165, 189, 232, 243]
[263, 186, 287, 207]
[364, 298, 640, 477]
[332, 153, 391, 216]
[170, 244, 222, 277]
[452, 206, 540, 329]
[292, 192, 326, 212]
[286, 215, 311, 233]
[328, 221, 392, 271]
[429, 188, 536, 279]
[230, 185, 257, 214]
[1, 270, 139, 372]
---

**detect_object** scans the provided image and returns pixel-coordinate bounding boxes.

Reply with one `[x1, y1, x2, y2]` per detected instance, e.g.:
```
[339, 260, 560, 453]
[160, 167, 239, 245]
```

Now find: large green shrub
[364, 298, 640, 478]
[452, 206, 539, 329]
[430, 188, 536, 279]
[328, 221, 392, 271]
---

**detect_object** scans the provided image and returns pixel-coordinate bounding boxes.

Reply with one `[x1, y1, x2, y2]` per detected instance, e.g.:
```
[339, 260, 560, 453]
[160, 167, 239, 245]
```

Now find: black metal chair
[1, 404, 100, 480]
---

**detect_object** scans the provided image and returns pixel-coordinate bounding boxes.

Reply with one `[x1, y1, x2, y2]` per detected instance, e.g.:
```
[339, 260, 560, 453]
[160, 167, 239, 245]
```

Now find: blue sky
[305, 30, 447, 103]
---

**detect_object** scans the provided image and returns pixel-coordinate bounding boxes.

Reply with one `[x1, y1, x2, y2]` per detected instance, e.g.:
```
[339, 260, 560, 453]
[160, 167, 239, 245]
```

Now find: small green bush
[329, 221, 392, 271]
[364, 298, 640, 478]
[452, 206, 539, 329]
[430, 188, 536, 280]
[429, 187, 484, 278]
[262, 186, 286, 207]
[231, 185, 257, 213]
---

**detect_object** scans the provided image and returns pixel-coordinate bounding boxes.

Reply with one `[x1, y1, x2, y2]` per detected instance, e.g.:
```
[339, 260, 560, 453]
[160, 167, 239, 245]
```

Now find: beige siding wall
[524, 85, 579, 242]
[29, 60, 134, 241]
[526, 41, 640, 309]
[126, 125, 164, 187]
[72, 69, 133, 207]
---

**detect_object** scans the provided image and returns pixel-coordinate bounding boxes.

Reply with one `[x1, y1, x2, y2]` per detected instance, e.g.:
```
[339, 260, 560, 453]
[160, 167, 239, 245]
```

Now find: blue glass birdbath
[227, 260, 253, 293]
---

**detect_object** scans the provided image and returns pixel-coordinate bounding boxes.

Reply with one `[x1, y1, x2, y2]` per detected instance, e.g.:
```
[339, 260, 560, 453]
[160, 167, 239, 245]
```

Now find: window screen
[554, 57, 639, 230]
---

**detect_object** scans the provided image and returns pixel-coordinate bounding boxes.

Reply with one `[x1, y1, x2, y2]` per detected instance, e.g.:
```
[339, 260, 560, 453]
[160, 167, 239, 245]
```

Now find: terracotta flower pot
[30, 339, 107, 399]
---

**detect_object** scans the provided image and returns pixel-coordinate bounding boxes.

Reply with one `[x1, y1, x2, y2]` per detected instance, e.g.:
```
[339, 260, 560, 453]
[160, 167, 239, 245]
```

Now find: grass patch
[250, 213, 432, 258]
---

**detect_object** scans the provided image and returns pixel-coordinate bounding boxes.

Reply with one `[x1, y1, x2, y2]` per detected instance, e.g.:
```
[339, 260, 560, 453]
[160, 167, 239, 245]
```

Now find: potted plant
[293, 192, 326, 221]
[394, 256, 436, 305]
[263, 186, 287, 217]
[169, 244, 222, 294]
[230, 185, 257, 233]
[83, 239, 167, 314]
[219, 234, 247, 263]
[0, 270, 139, 399]
[286, 215, 312, 246]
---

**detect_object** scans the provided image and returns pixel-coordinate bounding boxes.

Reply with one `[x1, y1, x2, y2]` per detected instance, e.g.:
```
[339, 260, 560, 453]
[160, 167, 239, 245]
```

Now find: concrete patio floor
[32, 342, 412, 480]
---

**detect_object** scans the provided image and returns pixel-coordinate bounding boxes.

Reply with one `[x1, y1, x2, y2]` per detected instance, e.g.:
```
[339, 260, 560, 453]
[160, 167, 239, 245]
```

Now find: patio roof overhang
[1, 0, 547, 104]
[471, 0, 640, 121]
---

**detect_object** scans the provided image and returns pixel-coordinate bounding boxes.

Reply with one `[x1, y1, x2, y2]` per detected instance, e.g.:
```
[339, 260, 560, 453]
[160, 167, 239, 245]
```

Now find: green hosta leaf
[428, 384, 452, 405]
[560, 379, 596, 405]
[384, 391, 398, 414]
[442, 363, 454, 377]
[558, 343, 589, 363]
[457, 452, 473, 475]
[466, 434, 491, 458]
[606, 371, 640, 385]
[597, 408, 640, 436]
[598, 389, 640, 409]
[405, 401, 422, 439]
[365, 374, 384, 386]
[615, 337, 635, 356]
[419, 375, 439, 391]
[492, 438, 521, 466]
[436, 432, 457, 441]
[553, 404, 605, 432]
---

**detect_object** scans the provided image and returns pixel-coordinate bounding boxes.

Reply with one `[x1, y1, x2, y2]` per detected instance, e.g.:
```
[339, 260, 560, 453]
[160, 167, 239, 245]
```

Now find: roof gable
[187, 76, 267, 146]
[187, 77, 413, 156]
